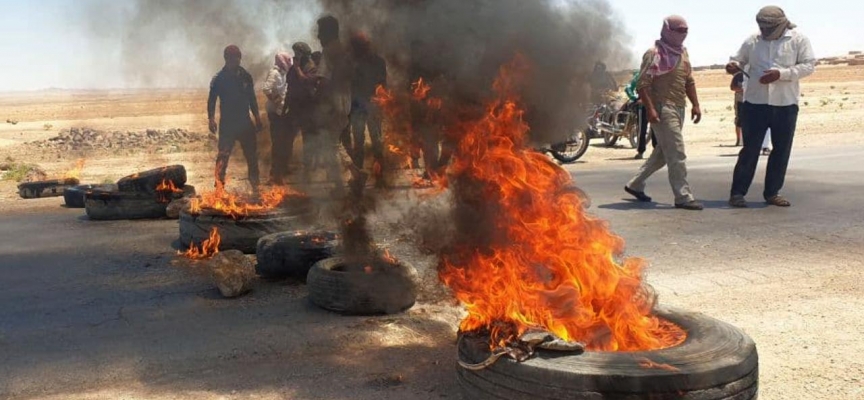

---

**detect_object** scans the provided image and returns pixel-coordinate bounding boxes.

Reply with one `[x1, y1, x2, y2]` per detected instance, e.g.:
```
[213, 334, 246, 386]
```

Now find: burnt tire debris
[457, 307, 759, 400]
[179, 209, 310, 254]
[18, 178, 80, 199]
[307, 256, 418, 316]
[117, 165, 187, 194]
[84, 189, 170, 220]
[63, 184, 118, 208]
[256, 230, 339, 279]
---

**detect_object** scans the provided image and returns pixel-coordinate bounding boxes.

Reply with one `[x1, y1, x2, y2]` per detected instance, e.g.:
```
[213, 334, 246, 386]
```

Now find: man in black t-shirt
[207, 45, 263, 190]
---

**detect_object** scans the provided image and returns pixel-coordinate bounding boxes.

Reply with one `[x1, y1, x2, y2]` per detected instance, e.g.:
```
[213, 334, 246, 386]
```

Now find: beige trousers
[626, 104, 695, 204]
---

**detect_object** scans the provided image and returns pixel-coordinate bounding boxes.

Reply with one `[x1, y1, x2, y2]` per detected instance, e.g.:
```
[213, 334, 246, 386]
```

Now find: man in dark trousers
[283, 42, 318, 181]
[347, 32, 387, 170]
[726, 5, 815, 208]
[208, 45, 263, 191]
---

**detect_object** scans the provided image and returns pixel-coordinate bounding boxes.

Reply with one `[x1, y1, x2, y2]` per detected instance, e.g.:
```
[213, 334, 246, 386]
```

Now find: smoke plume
[81, 0, 322, 87]
[319, 0, 632, 144]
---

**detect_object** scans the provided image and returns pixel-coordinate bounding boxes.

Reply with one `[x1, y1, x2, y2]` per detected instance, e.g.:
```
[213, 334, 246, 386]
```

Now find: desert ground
[1, 65, 863, 399]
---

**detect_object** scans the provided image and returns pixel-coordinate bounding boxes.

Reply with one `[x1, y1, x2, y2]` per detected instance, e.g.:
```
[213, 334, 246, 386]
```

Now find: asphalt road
[1, 144, 862, 399]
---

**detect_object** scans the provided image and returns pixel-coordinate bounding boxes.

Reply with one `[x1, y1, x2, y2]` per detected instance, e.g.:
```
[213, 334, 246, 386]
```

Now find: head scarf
[647, 15, 688, 77]
[223, 45, 242, 59]
[275, 52, 291, 71]
[757, 6, 795, 41]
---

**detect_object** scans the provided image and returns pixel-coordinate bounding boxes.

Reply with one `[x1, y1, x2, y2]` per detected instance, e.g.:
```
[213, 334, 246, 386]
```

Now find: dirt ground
[1, 64, 863, 399]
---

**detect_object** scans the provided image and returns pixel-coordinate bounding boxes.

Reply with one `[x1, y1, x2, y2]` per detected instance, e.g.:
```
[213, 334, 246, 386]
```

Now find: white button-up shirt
[730, 29, 816, 107]
[263, 66, 288, 116]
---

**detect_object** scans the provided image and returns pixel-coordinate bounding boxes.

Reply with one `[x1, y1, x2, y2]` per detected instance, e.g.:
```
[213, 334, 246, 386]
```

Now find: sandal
[728, 195, 748, 208]
[624, 186, 652, 202]
[766, 195, 791, 207]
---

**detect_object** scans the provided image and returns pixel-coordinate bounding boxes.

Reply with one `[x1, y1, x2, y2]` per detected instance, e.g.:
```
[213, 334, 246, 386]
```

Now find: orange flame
[182, 226, 221, 259]
[63, 159, 86, 180]
[438, 55, 684, 352]
[189, 161, 305, 219]
[155, 178, 183, 203]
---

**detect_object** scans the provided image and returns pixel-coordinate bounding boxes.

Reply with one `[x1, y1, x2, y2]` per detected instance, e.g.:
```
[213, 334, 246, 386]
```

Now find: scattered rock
[24, 127, 210, 152]
[208, 250, 256, 298]
[23, 167, 48, 183]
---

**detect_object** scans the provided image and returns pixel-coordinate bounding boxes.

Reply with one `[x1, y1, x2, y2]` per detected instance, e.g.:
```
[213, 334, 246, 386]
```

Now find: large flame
[182, 226, 221, 259]
[431, 55, 684, 351]
[63, 159, 86, 180]
[188, 161, 305, 219]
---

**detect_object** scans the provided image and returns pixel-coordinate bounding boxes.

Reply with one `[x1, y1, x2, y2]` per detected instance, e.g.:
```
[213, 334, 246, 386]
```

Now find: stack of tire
[84, 165, 188, 220]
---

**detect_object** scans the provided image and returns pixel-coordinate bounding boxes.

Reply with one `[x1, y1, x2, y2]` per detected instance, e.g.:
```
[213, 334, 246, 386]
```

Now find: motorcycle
[585, 99, 641, 149]
[537, 128, 590, 164]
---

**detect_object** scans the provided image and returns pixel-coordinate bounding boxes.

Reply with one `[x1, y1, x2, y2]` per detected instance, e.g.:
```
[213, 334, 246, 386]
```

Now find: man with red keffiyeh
[624, 15, 704, 211]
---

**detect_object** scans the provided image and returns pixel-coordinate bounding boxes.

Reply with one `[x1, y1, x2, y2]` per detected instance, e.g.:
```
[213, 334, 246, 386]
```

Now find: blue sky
[0, 0, 860, 91]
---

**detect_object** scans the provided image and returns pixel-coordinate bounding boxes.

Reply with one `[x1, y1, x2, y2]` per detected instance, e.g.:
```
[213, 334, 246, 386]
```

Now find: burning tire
[256, 230, 339, 279]
[179, 208, 312, 254]
[64, 184, 118, 208]
[84, 190, 168, 220]
[18, 178, 80, 199]
[457, 307, 758, 400]
[117, 165, 187, 194]
[307, 256, 418, 315]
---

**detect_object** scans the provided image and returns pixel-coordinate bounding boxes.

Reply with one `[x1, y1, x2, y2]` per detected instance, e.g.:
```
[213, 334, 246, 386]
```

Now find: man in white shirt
[263, 52, 291, 184]
[726, 5, 815, 208]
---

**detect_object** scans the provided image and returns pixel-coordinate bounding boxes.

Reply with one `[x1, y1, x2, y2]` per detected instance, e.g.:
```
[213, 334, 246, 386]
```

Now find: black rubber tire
[457, 307, 759, 400]
[179, 208, 312, 254]
[64, 184, 118, 208]
[628, 120, 640, 149]
[84, 190, 168, 220]
[307, 256, 418, 315]
[549, 130, 590, 164]
[117, 165, 187, 194]
[256, 231, 339, 279]
[18, 178, 80, 199]
[602, 132, 619, 147]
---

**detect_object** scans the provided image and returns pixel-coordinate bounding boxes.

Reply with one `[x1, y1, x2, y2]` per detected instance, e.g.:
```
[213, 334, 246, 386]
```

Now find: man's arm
[207, 76, 218, 133]
[246, 74, 262, 129]
[726, 37, 753, 74]
[779, 35, 816, 81]
[636, 51, 657, 122]
[686, 78, 701, 124]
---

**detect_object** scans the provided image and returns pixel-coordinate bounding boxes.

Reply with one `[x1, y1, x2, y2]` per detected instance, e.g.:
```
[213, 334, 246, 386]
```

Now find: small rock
[208, 250, 256, 298]
[165, 197, 190, 219]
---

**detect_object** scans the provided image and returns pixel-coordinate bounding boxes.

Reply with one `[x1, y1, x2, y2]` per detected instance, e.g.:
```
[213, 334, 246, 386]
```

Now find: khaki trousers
[627, 104, 694, 204]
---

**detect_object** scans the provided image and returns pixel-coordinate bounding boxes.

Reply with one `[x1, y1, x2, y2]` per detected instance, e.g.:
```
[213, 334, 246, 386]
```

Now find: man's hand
[759, 69, 781, 84]
[646, 107, 660, 124]
[208, 119, 217, 134]
[725, 62, 741, 75]
[691, 105, 702, 124]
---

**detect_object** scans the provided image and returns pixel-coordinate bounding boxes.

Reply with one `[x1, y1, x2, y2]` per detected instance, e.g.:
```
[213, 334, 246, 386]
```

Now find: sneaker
[675, 200, 704, 210]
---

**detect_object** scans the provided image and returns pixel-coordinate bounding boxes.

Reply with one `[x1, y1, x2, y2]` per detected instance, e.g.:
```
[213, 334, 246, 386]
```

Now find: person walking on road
[282, 42, 319, 182]
[263, 52, 292, 184]
[347, 32, 387, 171]
[208, 45, 263, 192]
[624, 15, 704, 210]
[731, 71, 745, 146]
[727, 6, 815, 208]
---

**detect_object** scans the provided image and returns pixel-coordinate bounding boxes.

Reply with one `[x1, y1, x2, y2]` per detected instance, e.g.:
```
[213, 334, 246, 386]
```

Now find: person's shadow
[598, 199, 768, 210]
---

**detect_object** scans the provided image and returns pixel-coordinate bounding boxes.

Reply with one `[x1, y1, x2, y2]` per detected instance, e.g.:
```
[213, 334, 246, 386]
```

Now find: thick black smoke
[81, 0, 321, 87]
[319, 0, 632, 144]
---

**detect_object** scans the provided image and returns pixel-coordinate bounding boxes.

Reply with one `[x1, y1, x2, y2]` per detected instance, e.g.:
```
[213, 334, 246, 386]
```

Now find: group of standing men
[208, 16, 387, 196]
[623, 5, 815, 210]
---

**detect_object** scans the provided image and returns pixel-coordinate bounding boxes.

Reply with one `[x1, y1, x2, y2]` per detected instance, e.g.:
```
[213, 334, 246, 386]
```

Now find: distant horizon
[1, 0, 860, 91]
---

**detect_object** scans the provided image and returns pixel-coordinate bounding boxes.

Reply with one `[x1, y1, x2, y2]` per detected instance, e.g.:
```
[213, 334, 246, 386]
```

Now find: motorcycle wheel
[627, 111, 641, 149]
[550, 130, 590, 164]
[603, 132, 619, 147]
